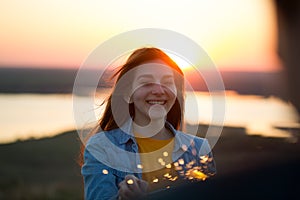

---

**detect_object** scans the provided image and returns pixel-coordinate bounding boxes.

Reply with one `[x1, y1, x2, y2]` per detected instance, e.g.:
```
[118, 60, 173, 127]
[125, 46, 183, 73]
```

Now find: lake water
[0, 91, 299, 144]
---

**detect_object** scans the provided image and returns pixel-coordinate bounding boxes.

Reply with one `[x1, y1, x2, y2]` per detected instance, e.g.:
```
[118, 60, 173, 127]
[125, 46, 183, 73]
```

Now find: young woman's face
[129, 62, 177, 125]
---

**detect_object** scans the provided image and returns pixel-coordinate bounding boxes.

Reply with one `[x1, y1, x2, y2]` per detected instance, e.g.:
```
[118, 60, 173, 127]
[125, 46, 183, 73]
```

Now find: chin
[148, 105, 167, 119]
[148, 112, 167, 120]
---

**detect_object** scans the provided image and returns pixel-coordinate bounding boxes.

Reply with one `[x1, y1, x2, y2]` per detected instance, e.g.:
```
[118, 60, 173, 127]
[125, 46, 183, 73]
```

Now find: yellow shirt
[135, 136, 177, 192]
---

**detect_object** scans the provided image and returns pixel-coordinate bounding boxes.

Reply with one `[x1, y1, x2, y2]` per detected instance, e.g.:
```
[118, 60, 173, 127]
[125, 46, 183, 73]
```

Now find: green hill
[0, 130, 83, 199]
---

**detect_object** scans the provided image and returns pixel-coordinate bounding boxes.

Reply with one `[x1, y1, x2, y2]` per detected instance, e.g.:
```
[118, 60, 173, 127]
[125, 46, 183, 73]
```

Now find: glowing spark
[166, 163, 172, 168]
[164, 173, 172, 178]
[169, 176, 178, 181]
[164, 173, 170, 177]
[200, 155, 209, 163]
[160, 161, 166, 166]
[127, 179, 134, 185]
[185, 160, 195, 169]
[137, 164, 143, 169]
[174, 162, 179, 167]
[194, 166, 201, 170]
[190, 169, 208, 181]
[189, 160, 195, 165]
[102, 169, 108, 175]
[163, 151, 169, 157]
[178, 159, 184, 165]
[153, 178, 159, 183]
[185, 164, 192, 169]
[158, 158, 163, 163]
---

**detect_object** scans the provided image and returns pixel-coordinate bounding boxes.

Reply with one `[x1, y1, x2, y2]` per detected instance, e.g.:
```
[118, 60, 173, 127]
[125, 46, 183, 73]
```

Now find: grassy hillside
[0, 131, 83, 199]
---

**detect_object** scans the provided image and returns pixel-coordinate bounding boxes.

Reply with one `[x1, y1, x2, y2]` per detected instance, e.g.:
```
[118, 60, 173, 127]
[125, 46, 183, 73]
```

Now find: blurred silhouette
[275, 0, 300, 115]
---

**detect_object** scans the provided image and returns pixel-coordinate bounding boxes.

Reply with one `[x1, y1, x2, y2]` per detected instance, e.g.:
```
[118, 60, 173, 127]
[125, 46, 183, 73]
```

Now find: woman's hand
[118, 174, 148, 200]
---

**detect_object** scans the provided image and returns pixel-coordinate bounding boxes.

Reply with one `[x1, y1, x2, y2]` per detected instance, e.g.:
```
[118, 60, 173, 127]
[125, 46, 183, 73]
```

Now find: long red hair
[79, 47, 185, 165]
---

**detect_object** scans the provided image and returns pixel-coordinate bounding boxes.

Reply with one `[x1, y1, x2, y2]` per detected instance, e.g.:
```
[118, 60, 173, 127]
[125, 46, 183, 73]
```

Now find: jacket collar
[118, 119, 134, 144]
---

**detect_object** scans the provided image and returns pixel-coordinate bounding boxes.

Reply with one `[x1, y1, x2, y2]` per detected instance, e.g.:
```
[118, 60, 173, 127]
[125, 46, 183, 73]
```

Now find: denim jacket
[81, 120, 216, 200]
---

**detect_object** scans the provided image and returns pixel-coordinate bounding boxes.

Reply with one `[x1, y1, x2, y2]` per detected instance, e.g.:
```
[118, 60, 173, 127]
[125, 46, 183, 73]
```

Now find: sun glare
[167, 53, 193, 71]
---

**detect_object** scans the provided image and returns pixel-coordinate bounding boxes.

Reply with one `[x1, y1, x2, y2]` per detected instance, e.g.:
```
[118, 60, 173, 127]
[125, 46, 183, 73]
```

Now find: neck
[133, 118, 170, 139]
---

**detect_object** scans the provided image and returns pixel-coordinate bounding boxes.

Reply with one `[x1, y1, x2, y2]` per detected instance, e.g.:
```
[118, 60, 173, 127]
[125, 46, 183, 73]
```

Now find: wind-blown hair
[96, 47, 184, 132]
[79, 47, 185, 166]
[98, 47, 184, 133]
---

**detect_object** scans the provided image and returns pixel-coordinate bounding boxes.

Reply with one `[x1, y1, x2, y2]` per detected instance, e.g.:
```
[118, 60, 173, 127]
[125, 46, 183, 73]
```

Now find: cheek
[131, 89, 147, 103]
[166, 87, 177, 100]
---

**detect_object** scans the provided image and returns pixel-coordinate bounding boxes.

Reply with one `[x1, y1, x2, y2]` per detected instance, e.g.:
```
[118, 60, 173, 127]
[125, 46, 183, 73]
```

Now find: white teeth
[147, 101, 165, 105]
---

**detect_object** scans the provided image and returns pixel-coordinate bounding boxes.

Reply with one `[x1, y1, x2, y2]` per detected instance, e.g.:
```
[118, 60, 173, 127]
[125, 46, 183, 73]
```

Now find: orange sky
[0, 0, 282, 71]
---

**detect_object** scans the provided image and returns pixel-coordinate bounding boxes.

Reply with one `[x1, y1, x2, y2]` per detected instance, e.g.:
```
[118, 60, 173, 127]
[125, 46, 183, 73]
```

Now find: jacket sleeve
[81, 148, 119, 200]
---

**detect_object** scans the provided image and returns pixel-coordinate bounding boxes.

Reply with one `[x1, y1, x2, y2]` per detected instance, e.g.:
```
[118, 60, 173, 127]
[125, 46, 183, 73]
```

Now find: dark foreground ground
[148, 126, 300, 200]
[0, 126, 299, 199]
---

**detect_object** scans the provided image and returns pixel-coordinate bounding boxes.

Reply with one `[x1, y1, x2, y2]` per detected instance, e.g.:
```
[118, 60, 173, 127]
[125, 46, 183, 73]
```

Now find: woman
[81, 47, 216, 200]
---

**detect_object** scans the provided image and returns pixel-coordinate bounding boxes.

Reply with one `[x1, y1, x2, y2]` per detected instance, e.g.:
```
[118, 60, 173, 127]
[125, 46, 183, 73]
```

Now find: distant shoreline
[0, 67, 288, 99]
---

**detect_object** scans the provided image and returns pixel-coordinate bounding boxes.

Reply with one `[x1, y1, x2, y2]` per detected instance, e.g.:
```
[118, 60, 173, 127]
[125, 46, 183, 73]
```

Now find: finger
[138, 179, 149, 193]
[125, 175, 140, 191]
[119, 176, 141, 199]
[118, 180, 126, 188]
[118, 182, 134, 200]
[121, 175, 148, 199]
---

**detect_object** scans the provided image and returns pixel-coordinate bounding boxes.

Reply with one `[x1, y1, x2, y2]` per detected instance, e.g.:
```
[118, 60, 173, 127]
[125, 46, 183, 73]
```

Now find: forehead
[134, 63, 174, 79]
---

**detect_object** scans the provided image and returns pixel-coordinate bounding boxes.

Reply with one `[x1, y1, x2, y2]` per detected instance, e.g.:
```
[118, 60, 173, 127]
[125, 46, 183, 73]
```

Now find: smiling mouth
[146, 100, 166, 105]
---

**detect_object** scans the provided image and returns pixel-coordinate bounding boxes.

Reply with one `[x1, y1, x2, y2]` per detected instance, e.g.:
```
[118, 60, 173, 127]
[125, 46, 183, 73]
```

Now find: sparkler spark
[127, 179, 134, 185]
[169, 176, 178, 181]
[163, 151, 169, 157]
[189, 169, 208, 181]
[137, 164, 143, 169]
[166, 163, 172, 168]
[153, 178, 159, 183]
[178, 159, 184, 165]
[200, 155, 209, 163]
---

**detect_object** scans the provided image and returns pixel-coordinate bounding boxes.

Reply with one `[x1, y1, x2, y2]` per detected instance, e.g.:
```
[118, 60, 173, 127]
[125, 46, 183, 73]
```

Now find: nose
[151, 83, 165, 95]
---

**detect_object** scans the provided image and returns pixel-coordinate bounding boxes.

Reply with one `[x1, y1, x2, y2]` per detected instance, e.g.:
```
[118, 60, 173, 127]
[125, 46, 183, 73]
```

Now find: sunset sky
[0, 0, 281, 71]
